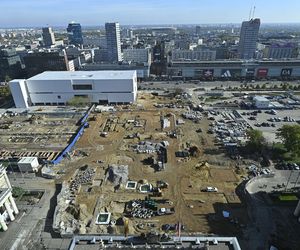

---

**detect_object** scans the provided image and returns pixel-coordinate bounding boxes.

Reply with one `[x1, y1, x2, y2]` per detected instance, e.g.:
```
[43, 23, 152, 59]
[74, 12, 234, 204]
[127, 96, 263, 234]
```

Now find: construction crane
[249, 5, 256, 20]
[248, 6, 252, 20]
[252, 6, 256, 19]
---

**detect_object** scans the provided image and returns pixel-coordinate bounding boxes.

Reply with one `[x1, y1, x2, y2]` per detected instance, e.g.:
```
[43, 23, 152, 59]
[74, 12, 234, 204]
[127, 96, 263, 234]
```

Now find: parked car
[202, 187, 218, 192]
[162, 224, 185, 231]
[157, 207, 175, 215]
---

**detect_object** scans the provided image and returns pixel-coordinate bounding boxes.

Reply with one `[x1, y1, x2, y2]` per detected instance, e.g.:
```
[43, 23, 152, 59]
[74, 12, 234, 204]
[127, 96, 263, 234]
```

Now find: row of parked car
[241, 110, 262, 116]
[268, 116, 296, 123]
[247, 165, 273, 176]
[254, 122, 276, 127]
[276, 162, 300, 170]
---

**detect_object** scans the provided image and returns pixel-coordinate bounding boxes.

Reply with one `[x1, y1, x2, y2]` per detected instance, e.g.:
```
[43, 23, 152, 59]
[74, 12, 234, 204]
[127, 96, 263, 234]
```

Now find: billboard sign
[281, 68, 293, 77]
[257, 68, 268, 78]
[221, 69, 241, 78]
[246, 68, 255, 77]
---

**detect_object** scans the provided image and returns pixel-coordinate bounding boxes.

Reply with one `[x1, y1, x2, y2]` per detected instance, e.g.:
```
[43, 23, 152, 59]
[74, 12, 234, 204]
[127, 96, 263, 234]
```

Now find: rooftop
[253, 96, 269, 102]
[28, 71, 136, 81]
[69, 235, 241, 250]
[18, 157, 38, 164]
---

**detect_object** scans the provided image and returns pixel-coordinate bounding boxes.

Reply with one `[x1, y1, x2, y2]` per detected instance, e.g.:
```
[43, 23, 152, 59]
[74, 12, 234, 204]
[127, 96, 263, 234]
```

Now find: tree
[4, 75, 11, 83]
[67, 96, 91, 107]
[277, 125, 300, 157]
[174, 88, 184, 96]
[246, 129, 266, 153]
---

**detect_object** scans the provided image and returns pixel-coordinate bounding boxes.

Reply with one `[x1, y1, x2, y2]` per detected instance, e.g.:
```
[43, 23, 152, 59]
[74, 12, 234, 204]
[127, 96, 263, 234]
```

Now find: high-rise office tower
[105, 22, 122, 62]
[42, 27, 56, 46]
[0, 48, 23, 81]
[67, 22, 83, 46]
[23, 50, 73, 77]
[238, 18, 260, 59]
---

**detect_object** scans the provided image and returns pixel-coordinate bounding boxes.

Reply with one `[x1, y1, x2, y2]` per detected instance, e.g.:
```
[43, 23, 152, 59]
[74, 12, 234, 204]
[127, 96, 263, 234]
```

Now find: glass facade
[67, 23, 83, 46]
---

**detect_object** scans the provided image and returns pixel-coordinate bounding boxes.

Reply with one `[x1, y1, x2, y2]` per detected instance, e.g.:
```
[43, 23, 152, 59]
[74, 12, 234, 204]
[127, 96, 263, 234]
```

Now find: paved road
[246, 170, 300, 194]
[0, 175, 57, 250]
[243, 169, 300, 250]
[139, 80, 300, 91]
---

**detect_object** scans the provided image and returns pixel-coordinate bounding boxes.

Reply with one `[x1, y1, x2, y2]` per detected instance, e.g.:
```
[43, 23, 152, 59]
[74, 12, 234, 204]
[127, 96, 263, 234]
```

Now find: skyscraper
[24, 50, 73, 77]
[67, 22, 83, 46]
[105, 22, 122, 62]
[0, 48, 23, 81]
[238, 18, 260, 59]
[42, 27, 56, 46]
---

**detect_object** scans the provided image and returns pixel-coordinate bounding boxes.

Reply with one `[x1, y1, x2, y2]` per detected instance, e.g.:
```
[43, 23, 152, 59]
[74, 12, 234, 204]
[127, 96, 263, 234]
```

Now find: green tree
[246, 129, 266, 153]
[277, 125, 300, 156]
[4, 75, 11, 83]
[67, 96, 91, 107]
[12, 186, 26, 198]
[261, 83, 266, 89]
[174, 88, 184, 96]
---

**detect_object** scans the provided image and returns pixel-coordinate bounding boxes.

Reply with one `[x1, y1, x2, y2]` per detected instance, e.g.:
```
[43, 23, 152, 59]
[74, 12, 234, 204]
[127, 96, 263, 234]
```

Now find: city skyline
[1, 0, 300, 27]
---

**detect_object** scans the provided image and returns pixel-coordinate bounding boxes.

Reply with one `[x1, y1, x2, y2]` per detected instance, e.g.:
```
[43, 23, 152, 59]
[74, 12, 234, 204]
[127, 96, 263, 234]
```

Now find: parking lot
[238, 109, 300, 142]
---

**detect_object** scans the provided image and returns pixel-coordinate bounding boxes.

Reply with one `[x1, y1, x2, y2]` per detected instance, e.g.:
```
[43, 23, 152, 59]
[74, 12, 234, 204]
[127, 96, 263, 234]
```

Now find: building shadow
[43, 183, 62, 238]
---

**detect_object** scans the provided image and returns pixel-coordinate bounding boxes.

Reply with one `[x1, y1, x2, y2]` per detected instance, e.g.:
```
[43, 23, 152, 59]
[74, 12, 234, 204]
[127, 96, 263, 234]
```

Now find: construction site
[0, 107, 84, 162]
[51, 92, 248, 240]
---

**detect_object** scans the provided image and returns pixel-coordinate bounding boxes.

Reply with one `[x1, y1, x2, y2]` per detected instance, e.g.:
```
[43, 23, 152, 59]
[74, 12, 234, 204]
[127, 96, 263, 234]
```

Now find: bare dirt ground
[59, 92, 248, 236]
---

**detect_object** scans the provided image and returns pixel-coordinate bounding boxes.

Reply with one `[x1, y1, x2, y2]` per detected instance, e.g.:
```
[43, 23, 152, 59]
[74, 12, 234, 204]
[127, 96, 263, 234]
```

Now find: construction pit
[53, 92, 249, 238]
[0, 109, 83, 161]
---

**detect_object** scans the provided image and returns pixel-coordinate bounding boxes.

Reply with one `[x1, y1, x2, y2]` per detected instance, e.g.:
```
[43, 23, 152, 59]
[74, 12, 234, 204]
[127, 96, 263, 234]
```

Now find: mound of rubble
[107, 165, 129, 185]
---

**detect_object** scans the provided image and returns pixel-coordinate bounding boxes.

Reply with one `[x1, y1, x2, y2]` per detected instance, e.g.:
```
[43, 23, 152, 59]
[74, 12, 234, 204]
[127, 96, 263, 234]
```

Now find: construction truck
[157, 207, 175, 216]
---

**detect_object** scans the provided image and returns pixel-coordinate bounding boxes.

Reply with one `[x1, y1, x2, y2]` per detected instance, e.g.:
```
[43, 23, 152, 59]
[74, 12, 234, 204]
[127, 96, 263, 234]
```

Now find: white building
[18, 157, 39, 172]
[0, 165, 19, 231]
[9, 70, 137, 108]
[123, 48, 151, 65]
[253, 96, 270, 109]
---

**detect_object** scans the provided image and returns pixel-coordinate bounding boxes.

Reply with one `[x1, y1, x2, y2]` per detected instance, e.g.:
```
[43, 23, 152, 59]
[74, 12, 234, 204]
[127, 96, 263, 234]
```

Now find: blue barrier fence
[79, 112, 89, 125]
[51, 122, 88, 165]
[51, 105, 95, 165]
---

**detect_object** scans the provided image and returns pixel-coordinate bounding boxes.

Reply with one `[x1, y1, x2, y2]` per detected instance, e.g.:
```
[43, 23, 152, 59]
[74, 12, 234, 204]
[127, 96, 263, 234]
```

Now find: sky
[1, 0, 300, 27]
